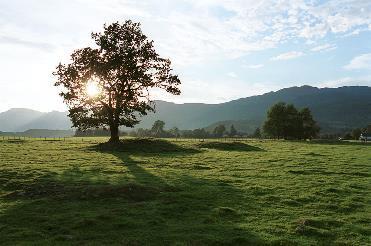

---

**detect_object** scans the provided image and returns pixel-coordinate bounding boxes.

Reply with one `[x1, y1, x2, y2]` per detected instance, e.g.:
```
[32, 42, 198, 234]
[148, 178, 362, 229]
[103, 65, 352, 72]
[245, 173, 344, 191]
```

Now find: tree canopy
[151, 120, 165, 138]
[253, 127, 261, 138]
[53, 20, 181, 143]
[263, 102, 320, 140]
[229, 125, 237, 136]
[213, 124, 226, 137]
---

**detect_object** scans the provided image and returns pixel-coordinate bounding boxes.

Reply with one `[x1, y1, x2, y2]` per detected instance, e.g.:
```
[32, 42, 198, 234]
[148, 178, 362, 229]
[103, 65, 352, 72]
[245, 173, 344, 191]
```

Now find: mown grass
[0, 138, 370, 245]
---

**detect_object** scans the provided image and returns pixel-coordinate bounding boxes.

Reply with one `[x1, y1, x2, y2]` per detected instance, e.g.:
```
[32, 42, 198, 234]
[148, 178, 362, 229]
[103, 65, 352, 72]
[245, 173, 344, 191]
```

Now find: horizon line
[1, 84, 369, 114]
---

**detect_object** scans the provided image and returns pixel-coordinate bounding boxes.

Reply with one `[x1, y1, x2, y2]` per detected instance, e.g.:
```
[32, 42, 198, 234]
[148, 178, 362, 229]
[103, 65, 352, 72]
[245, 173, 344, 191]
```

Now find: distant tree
[263, 102, 287, 139]
[253, 127, 261, 138]
[343, 132, 352, 140]
[193, 128, 209, 139]
[180, 130, 194, 138]
[213, 124, 226, 138]
[135, 128, 151, 137]
[351, 128, 362, 140]
[229, 125, 237, 137]
[300, 108, 320, 139]
[75, 128, 111, 137]
[169, 127, 180, 138]
[366, 125, 371, 134]
[283, 104, 302, 139]
[53, 21, 181, 143]
[263, 102, 319, 140]
[151, 120, 165, 137]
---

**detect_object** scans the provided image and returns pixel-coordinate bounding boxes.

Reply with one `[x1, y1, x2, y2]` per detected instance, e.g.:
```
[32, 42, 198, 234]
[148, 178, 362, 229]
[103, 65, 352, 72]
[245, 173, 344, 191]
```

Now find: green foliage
[300, 107, 320, 140]
[263, 102, 286, 138]
[0, 138, 369, 244]
[263, 102, 320, 139]
[53, 20, 181, 142]
[192, 128, 208, 139]
[213, 124, 226, 137]
[150, 120, 165, 137]
[253, 127, 261, 138]
[129, 124, 211, 138]
[169, 127, 180, 138]
[229, 124, 237, 136]
[75, 128, 111, 137]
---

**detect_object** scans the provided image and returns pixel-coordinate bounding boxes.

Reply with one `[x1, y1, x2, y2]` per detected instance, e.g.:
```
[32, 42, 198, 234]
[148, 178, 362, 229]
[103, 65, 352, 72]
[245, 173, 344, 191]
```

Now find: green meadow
[0, 138, 370, 245]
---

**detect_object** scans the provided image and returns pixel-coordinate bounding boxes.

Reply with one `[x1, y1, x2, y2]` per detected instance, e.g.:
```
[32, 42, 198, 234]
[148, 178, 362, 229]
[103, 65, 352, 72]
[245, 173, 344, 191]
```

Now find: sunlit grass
[0, 138, 369, 244]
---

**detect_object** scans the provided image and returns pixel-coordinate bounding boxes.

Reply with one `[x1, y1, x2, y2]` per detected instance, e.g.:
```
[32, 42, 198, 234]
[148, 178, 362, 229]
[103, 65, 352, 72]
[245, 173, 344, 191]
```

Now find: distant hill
[0, 129, 74, 138]
[19, 111, 71, 132]
[0, 110, 71, 132]
[1, 86, 370, 134]
[21, 129, 74, 138]
[0, 108, 44, 132]
[137, 86, 371, 133]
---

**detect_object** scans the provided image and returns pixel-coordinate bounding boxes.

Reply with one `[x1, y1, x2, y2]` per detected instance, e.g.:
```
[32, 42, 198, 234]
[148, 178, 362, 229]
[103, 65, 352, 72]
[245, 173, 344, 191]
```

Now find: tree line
[341, 125, 371, 140]
[76, 102, 322, 140]
[127, 121, 260, 138]
[75, 120, 257, 138]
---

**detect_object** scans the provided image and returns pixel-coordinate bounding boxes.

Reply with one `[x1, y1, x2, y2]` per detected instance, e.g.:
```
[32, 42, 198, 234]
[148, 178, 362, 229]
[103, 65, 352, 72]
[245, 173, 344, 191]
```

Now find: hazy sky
[0, 0, 371, 112]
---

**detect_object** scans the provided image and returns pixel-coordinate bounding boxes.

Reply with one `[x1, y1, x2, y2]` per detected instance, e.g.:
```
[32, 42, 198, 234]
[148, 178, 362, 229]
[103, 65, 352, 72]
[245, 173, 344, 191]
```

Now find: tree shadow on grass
[197, 141, 265, 152]
[5, 139, 26, 144]
[0, 139, 267, 245]
[90, 138, 202, 154]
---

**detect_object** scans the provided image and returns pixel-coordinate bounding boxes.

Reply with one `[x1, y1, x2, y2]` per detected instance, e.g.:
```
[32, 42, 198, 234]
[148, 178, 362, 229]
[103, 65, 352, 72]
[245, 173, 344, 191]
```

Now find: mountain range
[1, 85, 370, 134]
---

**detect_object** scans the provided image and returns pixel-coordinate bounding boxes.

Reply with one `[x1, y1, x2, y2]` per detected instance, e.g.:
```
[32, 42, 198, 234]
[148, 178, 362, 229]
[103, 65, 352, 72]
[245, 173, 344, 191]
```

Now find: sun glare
[86, 80, 100, 97]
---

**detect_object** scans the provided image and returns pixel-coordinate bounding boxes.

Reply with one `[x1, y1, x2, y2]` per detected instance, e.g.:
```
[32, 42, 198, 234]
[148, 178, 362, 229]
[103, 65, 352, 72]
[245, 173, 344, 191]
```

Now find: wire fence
[0, 135, 262, 143]
[1, 135, 368, 144]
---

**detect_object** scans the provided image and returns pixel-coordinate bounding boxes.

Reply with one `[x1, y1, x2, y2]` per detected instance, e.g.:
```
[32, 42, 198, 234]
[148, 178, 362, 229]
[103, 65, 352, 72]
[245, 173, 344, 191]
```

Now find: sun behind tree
[85, 78, 101, 98]
[53, 20, 181, 144]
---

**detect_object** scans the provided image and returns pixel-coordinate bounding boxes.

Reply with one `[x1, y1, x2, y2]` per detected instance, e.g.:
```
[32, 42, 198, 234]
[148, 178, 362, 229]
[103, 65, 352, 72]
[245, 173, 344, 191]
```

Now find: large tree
[53, 21, 181, 143]
[263, 102, 319, 140]
[262, 102, 287, 139]
[300, 107, 320, 139]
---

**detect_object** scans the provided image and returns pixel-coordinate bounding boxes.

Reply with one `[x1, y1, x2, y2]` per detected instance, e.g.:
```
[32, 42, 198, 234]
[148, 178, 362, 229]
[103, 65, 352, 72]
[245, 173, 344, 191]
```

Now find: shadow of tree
[197, 141, 265, 152]
[90, 138, 202, 154]
[0, 139, 265, 245]
[5, 139, 26, 144]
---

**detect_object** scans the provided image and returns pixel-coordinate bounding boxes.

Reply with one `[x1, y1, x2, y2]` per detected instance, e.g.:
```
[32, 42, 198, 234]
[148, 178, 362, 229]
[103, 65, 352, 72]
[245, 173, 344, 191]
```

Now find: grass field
[0, 138, 370, 245]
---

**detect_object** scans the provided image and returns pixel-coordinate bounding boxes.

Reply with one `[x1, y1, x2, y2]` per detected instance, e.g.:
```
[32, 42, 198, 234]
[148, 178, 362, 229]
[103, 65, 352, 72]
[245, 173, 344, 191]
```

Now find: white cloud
[246, 64, 264, 69]
[310, 43, 337, 52]
[0, 0, 371, 111]
[1, 0, 370, 67]
[344, 53, 371, 70]
[270, 51, 304, 61]
[317, 75, 371, 88]
[227, 72, 238, 78]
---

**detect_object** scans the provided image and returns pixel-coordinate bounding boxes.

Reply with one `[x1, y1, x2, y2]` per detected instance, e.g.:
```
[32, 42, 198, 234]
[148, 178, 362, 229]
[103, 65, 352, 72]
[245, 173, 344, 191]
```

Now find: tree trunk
[109, 124, 120, 143]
